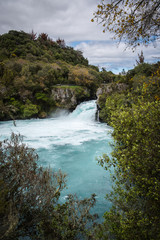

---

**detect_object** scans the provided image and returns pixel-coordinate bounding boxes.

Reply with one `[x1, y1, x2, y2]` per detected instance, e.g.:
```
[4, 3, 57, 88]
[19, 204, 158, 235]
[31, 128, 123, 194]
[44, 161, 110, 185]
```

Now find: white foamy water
[0, 100, 113, 220]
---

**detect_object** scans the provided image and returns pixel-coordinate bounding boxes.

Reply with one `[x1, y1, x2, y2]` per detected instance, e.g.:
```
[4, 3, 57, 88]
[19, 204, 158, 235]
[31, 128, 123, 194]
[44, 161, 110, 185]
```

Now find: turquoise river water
[0, 100, 113, 221]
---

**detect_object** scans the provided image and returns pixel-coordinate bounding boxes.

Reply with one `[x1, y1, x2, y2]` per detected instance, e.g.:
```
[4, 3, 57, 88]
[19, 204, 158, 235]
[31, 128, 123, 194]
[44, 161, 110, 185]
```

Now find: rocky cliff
[51, 85, 90, 110]
[96, 82, 128, 109]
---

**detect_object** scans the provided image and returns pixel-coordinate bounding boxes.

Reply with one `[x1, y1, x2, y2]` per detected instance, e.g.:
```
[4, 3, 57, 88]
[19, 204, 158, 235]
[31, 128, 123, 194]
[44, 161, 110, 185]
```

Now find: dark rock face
[96, 83, 128, 99]
[52, 87, 77, 108]
[96, 83, 128, 103]
[51, 86, 90, 110]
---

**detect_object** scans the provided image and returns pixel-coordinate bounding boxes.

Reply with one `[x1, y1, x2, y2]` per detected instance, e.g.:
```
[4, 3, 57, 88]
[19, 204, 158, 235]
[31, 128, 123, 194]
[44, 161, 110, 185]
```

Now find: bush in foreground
[0, 133, 97, 240]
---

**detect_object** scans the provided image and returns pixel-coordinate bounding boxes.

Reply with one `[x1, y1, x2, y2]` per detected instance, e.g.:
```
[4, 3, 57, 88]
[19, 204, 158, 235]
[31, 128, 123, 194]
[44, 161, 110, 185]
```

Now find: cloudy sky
[0, 0, 159, 73]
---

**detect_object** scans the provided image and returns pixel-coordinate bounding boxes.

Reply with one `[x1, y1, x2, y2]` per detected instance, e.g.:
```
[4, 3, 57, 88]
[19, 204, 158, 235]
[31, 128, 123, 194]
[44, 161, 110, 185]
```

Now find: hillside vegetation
[0, 30, 115, 120]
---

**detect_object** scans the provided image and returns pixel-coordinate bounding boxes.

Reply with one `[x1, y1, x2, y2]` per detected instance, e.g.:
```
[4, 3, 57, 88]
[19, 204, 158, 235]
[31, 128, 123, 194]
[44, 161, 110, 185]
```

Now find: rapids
[0, 100, 113, 220]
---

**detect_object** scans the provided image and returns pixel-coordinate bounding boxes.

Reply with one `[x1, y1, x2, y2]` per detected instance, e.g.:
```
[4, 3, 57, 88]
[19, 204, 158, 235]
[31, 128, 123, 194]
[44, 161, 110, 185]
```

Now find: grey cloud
[0, 0, 105, 41]
[75, 41, 160, 73]
[0, 0, 159, 73]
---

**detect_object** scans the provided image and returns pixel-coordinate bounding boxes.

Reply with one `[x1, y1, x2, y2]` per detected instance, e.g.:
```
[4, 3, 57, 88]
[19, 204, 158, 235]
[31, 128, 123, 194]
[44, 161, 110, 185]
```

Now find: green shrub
[98, 100, 160, 240]
[29, 63, 42, 75]
[35, 92, 48, 102]
[22, 100, 38, 118]
[99, 92, 131, 123]
[126, 63, 155, 81]
[0, 134, 97, 239]
[13, 62, 22, 73]
[0, 49, 10, 60]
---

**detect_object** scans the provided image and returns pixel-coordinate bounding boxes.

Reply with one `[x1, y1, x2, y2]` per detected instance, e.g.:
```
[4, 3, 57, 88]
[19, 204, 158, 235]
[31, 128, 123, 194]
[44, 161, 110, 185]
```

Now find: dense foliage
[96, 62, 160, 239]
[0, 30, 88, 65]
[0, 30, 113, 120]
[0, 134, 98, 240]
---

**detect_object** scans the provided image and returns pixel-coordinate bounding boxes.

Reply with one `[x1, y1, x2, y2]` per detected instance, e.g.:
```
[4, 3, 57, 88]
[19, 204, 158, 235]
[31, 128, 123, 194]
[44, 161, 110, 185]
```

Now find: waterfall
[69, 100, 97, 121]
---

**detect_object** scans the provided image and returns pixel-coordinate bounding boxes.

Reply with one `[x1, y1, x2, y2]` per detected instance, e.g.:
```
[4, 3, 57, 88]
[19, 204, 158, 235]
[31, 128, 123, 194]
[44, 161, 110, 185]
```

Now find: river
[0, 100, 113, 221]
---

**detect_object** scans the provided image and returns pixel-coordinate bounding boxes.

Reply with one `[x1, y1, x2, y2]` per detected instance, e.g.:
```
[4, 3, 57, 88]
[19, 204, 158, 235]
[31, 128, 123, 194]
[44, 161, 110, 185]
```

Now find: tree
[56, 38, 66, 48]
[97, 100, 160, 239]
[38, 32, 48, 42]
[120, 68, 126, 75]
[0, 134, 97, 240]
[92, 0, 160, 48]
[136, 50, 145, 65]
[29, 30, 37, 41]
[95, 61, 160, 239]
